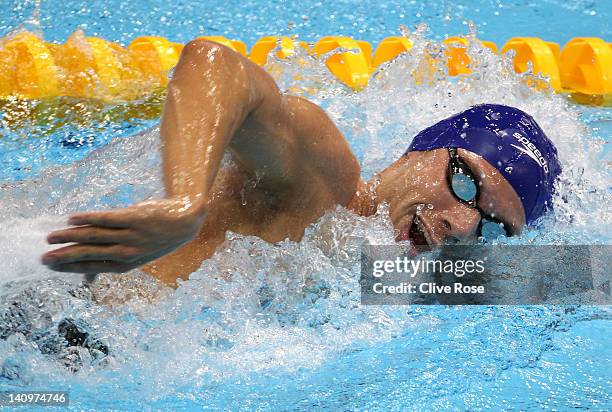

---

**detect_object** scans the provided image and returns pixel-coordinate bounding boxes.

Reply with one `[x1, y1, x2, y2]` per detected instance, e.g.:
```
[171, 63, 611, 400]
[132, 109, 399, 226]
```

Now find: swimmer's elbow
[178, 38, 276, 117]
[180, 38, 238, 64]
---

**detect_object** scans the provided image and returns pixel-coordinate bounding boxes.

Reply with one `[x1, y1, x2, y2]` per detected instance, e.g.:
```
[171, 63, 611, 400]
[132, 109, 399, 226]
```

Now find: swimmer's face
[377, 148, 526, 246]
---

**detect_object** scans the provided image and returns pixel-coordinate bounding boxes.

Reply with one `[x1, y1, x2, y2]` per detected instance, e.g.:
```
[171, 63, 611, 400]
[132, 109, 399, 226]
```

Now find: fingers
[47, 226, 136, 245]
[47, 261, 134, 274]
[42, 244, 143, 266]
[68, 210, 132, 228]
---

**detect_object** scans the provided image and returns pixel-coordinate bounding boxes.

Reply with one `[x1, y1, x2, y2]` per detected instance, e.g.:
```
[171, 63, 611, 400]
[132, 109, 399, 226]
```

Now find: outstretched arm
[41, 39, 305, 274]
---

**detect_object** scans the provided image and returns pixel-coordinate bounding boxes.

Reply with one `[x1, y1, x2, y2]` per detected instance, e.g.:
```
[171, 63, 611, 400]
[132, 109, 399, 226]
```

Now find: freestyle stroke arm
[41, 39, 302, 274]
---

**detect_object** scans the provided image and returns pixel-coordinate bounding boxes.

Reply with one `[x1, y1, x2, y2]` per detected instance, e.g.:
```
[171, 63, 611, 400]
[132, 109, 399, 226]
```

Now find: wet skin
[41, 39, 525, 286]
[371, 148, 525, 247]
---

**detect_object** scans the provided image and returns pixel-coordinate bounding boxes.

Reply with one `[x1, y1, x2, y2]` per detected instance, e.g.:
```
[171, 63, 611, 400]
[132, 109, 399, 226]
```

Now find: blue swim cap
[406, 104, 562, 224]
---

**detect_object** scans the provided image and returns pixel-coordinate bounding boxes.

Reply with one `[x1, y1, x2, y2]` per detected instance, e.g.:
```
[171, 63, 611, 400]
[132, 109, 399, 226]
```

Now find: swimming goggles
[447, 147, 511, 241]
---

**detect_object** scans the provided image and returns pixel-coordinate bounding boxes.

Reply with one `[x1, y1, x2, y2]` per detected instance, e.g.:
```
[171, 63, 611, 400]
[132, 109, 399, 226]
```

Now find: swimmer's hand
[41, 198, 206, 274]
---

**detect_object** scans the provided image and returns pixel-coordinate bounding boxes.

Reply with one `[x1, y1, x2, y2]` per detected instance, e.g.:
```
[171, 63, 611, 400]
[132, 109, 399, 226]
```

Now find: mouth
[395, 215, 431, 250]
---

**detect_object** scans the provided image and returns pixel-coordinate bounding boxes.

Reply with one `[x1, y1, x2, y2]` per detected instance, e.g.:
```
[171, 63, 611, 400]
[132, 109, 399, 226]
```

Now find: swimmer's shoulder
[285, 95, 361, 206]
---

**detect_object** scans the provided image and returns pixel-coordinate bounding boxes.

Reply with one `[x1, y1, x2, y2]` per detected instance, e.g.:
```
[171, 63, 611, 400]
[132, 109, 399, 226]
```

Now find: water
[1, 0, 610, 49]
[0, 1, 611, 410]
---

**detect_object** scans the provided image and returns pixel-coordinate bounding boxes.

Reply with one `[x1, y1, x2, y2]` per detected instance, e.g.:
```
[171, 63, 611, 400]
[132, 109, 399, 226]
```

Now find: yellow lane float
[501, 37, 562, 91]
[52, 33, 146, 100]
[560, 37, 611, 104]
[313, 36, 372, 90]
[128, 36, 183, 86]
[0, 31, 610, 105]
[0, 46, 12, 97]
[249, 36, 310, 65]
[372, 36, 413, 68]
[1, 32, 58, 99]
[443, 37, 498, 76]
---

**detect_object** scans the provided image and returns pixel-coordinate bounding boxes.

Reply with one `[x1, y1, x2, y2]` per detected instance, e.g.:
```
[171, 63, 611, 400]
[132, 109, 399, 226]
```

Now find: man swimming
[41, 39, 562, 286]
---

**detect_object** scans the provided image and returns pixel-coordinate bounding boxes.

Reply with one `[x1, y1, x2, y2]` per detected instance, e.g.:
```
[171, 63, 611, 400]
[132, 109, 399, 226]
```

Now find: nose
[436, 203, 481, 242]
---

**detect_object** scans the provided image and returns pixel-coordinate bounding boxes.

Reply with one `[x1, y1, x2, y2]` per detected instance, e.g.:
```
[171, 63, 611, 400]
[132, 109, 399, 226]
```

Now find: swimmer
[41, 40, 562, 286]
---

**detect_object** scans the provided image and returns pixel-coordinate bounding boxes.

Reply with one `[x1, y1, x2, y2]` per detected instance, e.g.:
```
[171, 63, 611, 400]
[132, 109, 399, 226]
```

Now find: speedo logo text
[510, 132, 549, 173]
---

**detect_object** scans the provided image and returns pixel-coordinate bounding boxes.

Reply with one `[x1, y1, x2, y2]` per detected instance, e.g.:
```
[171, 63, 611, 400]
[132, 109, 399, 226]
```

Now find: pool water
[0, 1, 611, 410]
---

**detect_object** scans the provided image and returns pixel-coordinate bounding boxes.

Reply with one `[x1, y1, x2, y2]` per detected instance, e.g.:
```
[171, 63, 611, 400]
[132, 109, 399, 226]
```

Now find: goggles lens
[447, 148, 510, 241]
[450, 173, 478, 203]
[480, 219, 507, 240]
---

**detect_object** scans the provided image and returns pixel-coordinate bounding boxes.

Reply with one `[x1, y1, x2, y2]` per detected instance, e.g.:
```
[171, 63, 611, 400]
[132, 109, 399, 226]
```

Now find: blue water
[0, 1, 611, 411]
[1, 0, 610, 50]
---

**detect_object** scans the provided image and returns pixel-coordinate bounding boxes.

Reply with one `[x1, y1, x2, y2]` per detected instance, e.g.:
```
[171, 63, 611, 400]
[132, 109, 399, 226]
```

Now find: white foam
[0, 215, 73, 286]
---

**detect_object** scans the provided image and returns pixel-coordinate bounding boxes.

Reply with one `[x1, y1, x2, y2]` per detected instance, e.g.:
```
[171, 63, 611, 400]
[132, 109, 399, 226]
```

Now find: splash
[0, 24, 610, 408]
